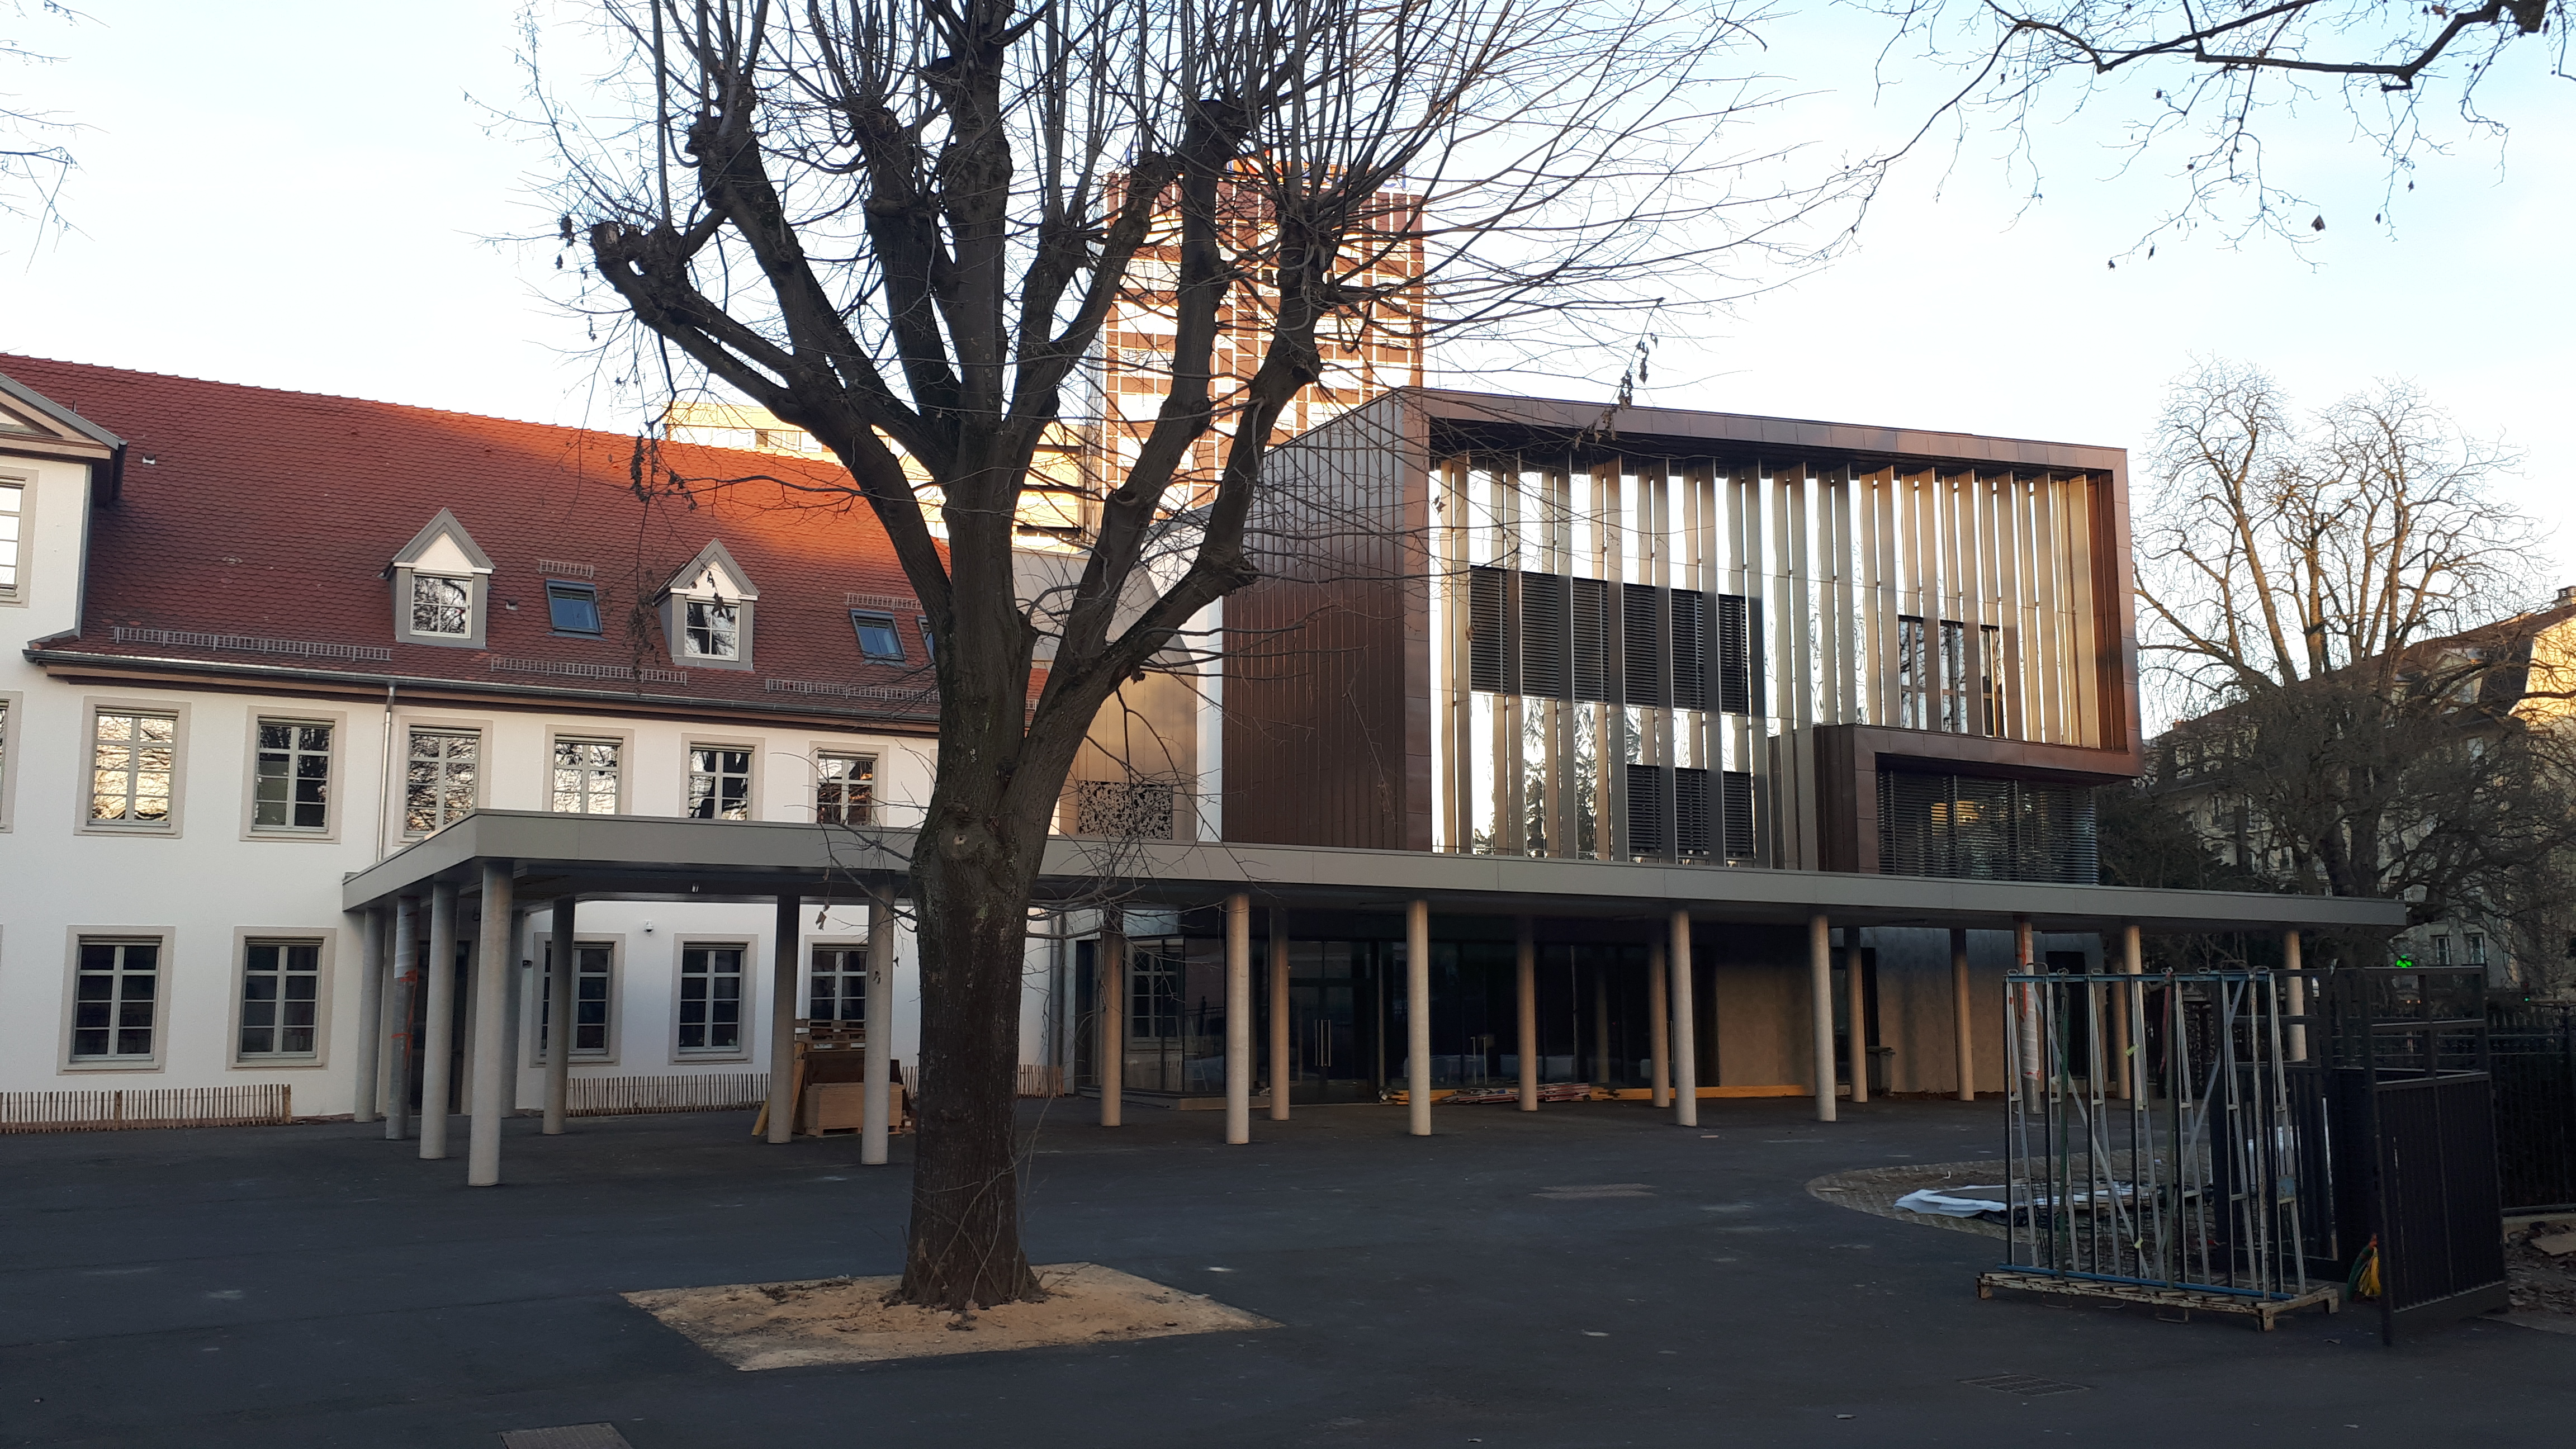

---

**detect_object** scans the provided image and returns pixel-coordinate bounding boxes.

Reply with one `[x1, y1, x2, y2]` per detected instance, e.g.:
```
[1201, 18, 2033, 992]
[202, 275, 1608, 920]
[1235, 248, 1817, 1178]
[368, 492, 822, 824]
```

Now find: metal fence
[2490, 1001, 2576, 1214]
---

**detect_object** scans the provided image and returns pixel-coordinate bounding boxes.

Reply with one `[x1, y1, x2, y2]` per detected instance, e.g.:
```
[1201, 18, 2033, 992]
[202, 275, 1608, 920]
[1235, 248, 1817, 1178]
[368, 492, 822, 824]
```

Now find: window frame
[672, 939, 753, 1061]
[683, 597, 743, 661]
[228, 927, 336, 1068]
[242, 711, 345, 842]
[684, 736, 760, 822]
[813, 749, 876, 826]
[409, 572, 475, 638]
[77, 698, 189, 837]
[529, 934, 622, 1066]
[807, 937, 869, 1029]
[0, 469, 28, 607]
[547, 728, 631, 817]
[849, 610, 906, 663]
[60, 927, 177, 1072]
[544, 579, 605, 638]
[400, 719, 486, 839]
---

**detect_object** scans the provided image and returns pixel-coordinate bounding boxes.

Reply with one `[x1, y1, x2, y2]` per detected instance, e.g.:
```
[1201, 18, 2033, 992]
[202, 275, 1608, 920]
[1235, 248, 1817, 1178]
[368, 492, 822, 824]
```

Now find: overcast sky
[9, 2, 2572, 587]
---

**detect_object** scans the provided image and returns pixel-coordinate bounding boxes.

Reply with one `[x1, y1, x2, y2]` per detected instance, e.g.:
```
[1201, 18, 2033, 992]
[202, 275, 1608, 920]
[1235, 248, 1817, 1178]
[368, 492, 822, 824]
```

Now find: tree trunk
[899, 769, 1049, 1311]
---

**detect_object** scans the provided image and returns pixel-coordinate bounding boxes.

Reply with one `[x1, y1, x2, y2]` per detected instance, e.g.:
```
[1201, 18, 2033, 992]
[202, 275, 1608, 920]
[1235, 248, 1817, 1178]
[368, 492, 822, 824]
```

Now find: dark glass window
[546, 581, 602, 636]
[850, 610, 905, 662]
[679, 945, 746, 1052]
[917, 615, 936, 664]
[239, 941, 321, 1058]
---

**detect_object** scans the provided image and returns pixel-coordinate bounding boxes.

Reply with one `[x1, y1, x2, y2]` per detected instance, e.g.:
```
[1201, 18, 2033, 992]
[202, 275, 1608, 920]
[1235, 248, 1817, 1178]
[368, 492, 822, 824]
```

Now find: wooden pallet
[1976, 1270, 2342, 1330]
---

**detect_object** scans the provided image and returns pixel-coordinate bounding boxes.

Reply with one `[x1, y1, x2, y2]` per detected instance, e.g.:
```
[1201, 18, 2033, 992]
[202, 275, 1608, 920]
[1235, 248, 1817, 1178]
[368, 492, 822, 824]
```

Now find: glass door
[1290, 941, 1381, 1104]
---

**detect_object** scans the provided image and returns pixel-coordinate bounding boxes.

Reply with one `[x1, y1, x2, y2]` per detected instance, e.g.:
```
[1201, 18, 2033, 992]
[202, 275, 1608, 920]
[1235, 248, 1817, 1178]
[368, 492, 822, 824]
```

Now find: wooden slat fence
[1018, 1064, 1067, 1098]
[566, 1072, 768, 1117]
[0, 1085, 293, 1134]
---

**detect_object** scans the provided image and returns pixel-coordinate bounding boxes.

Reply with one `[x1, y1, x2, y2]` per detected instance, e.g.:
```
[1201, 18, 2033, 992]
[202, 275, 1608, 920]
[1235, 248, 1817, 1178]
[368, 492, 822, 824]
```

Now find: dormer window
[412, 574, 472, 636]
[546, 580, 603, 637]
[386, 509, 494, 648]
[685, 598, 741, 659]
[657, 541, 758, 672]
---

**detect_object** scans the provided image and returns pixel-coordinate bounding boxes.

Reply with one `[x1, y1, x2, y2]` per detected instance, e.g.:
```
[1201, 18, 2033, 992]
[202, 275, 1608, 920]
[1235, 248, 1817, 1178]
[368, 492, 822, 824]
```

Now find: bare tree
[1846, 0, 2569, 249]
[527, 0, 1807, 1309]
[2135, 359, 2576, 965]
[1, 1, 83, 241]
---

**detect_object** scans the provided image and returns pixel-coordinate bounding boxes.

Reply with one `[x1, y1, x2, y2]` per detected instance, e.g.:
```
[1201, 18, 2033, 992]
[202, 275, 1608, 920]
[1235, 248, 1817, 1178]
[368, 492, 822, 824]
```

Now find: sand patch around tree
[624, 1262, 1276, 1369]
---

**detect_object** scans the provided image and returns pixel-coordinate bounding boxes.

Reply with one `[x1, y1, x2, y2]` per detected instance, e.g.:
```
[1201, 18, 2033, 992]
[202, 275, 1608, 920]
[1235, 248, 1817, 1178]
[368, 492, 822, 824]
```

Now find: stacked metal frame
[1989, 967, 2336, 1327]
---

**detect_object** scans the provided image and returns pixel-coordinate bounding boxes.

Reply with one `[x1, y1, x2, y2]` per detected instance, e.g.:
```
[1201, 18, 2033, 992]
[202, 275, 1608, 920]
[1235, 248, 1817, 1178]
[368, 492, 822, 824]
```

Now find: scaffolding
[1979, 968, 2342, 1329]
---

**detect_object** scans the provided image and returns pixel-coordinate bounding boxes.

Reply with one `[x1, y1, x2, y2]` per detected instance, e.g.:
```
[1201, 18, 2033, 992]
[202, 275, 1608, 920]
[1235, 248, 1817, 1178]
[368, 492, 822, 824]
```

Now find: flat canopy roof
[344, 811, 2406, 936]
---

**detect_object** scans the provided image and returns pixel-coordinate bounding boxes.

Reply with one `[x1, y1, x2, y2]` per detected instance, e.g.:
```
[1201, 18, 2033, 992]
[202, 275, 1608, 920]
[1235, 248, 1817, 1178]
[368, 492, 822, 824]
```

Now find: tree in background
[2130, 359, 2576, 970]
[1, 2, 82, 240]
[530, 0, 1812, 1309]
[1848, 0, 2568, 249]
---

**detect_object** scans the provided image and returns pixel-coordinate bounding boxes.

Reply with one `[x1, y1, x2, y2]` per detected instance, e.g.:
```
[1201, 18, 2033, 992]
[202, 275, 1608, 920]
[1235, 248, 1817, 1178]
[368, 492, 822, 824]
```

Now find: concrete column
[1515, 917, 1538, 1112]
[420, 881, 460, 1160]
[1647, 939, 1670, 1109]
[1808, 913, 1836, 1123]
[385, 897, 419, 1141]
[766, 892, 801, 1145]
[1225, 893, 1252, 1144]
[544, 899, 576, 1134]
[1406, 899, 1432, 1137]
[1098, 918, 1125, 1129]
[1844, 935, 1869, 1106]
[2014, 916, 2040, 1107]
[467, 863, 514, 1187]
[2283, 929, 2307, 1064]
[1950, 927, 1974, 1102]
[351, 906, 386, 1124]
[2120, 923, 2146, 1099]
[1268, 910, 1291, 1121]
[1669, 911, 1698, 1127]
[862, 878, 897, 1164]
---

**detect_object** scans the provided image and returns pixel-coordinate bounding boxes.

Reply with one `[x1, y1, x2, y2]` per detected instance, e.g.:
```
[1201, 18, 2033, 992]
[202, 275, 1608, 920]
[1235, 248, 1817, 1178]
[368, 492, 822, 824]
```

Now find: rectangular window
[411, 574, 471, 636]
[2433, 935, 2452, 965]
[816, 752, 874, 825]
[688, 745, 752, 820]
[0, 480, 20, 596]
[539, 941, 613, 1059]
[238, 940, 321, 1059]
[809, 946, 866, 1026]
[404, 727, 479, 835]
[684, 599, 740, 659]
[252, 720, 332, 831]
[551, 737, 621, 815]
[850, 610, 905, 662]
[917, 616, 936, 664]
[72, 939, 159, 1062]
[1896, 616, 1929, 730]
[1938, 619, 1968, 732]
[678, 945, 745, 1052]
[546, 580, 603, 636]
[90, 709, 177, 825]
[2468, 932, 2488, 966]
[1978, 624, 2006, 737]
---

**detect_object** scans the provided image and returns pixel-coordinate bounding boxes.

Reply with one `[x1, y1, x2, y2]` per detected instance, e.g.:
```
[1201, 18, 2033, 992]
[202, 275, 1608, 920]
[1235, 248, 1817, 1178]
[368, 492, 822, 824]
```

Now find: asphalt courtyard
[4, 1096, 2570, 1448]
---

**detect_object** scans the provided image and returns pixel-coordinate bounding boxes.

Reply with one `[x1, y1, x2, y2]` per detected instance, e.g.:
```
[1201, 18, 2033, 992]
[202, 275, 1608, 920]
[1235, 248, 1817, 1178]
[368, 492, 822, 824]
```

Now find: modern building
[0, 357, 2399, 1180]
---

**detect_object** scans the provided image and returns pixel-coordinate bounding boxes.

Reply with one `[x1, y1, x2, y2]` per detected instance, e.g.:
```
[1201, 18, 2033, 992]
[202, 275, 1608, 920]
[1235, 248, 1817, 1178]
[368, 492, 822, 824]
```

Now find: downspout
[376, 680, 398, 861]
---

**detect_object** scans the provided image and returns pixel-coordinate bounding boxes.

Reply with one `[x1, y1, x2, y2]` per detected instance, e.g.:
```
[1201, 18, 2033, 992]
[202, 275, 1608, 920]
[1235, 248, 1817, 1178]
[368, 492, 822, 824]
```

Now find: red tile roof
[3, 354, 948, 728]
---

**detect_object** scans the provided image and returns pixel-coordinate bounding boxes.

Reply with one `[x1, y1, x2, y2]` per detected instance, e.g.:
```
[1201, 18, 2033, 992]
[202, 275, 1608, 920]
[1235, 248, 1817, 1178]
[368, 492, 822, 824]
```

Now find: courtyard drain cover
[500, 1426, 634, 1449]
[1961, 1374, 2089, 1398]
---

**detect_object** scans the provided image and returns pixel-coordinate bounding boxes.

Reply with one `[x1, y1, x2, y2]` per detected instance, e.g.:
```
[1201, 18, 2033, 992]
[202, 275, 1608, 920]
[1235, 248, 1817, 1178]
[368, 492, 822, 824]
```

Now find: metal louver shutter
[1721, 769, 1755, 861]
[1878, 770, 2100, 883]
[1521, 572, 1569, 699]
[1571, 577, 1611, 702]
[1670, 590, 1707, 711]
[1626, 763, 1666, 857]
[1675, 766, 1712, 858]
[1716, 594, 1752, 714]
[1468, 566, 1506, 693]
[1622, 583, 1666, 707]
